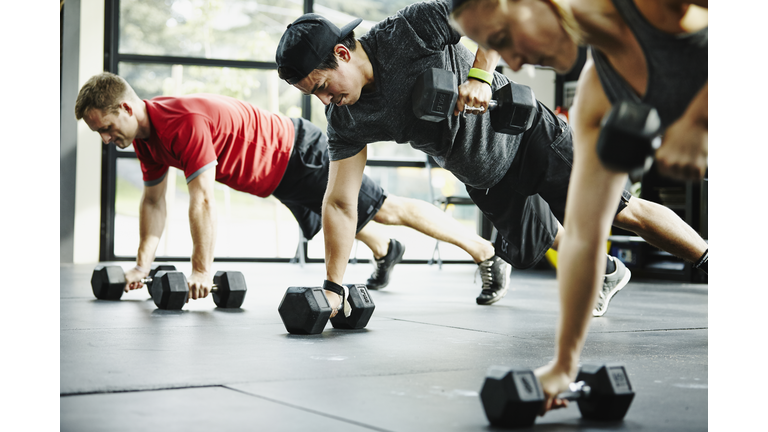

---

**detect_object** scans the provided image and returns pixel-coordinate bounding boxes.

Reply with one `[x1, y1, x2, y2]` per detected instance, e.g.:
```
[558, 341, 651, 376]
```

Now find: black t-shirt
[325, 0, 521, 189]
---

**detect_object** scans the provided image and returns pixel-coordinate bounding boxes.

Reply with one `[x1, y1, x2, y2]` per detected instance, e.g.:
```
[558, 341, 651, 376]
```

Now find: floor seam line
[60, 384, 224, 397]
[222, 386, 396, 432]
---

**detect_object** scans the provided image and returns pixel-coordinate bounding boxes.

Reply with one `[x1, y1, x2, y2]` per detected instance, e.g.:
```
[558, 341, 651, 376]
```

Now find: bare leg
[370, 194, 495, 262]
[354, 223, 390, 259]
[613, 197, 707, 263]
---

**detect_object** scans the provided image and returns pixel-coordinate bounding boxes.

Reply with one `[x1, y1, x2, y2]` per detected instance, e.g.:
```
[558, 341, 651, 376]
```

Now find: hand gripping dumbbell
[150, 270, 247, 310]
[411, 68, 536, 135]
[277, 284, 375, 334]
[91, 263, 177, 300]
[480, 363, 635, 428]
[596, 99, 662, 173]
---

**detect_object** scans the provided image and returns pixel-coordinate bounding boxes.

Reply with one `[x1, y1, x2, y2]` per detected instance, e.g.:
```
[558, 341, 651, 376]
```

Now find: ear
[334, 44, 352, 63]
[121, 101, 134, 116]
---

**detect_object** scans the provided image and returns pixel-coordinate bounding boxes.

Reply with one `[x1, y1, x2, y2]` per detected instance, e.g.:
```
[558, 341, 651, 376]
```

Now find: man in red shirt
[75, 72, 501, 302]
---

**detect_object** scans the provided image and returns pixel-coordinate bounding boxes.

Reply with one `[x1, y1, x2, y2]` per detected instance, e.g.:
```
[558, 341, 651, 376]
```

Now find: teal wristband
[467, 67, 493, 86]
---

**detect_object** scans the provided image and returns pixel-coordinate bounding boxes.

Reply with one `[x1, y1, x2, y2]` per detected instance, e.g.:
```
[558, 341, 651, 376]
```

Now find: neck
[355, 40, 376, 93]
[133, 99, 151, 140]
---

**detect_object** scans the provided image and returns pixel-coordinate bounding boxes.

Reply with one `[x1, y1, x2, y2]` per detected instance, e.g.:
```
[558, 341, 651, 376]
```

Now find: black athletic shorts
[467, 117, 631, 269]
[272, 118, 387, 240]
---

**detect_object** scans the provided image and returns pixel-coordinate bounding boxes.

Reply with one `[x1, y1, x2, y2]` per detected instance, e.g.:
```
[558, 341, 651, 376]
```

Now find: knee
[372, 196, 403, 225]
[614, 197, 660, 232]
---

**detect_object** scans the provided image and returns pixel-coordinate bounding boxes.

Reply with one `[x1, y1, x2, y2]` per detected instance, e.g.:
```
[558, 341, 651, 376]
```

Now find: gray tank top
[590, 0, 707, 128]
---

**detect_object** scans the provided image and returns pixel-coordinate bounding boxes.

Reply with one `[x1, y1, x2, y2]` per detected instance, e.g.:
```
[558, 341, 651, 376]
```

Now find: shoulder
[570, 0, 628, 48]
[571, 59, 611, 130]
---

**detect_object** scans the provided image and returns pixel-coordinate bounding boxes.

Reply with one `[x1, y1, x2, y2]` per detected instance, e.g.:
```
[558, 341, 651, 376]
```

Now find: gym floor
[60, 260, 707, 431]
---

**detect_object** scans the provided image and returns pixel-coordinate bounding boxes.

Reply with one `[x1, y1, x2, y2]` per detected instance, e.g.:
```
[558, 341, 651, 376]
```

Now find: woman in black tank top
[451, 0, 708, 416]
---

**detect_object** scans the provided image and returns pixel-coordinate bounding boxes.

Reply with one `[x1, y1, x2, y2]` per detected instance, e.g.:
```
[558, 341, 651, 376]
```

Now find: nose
[316, 92, 333, 106]
[504, 51, 524, 72]
[99, 132, 112, 144]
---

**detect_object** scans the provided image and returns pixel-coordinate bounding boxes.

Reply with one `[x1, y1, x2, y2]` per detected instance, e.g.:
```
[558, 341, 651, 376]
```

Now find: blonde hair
[548, 0, 585, 45]
[75, 72, 138, 120]
[451, 0, 584, 45]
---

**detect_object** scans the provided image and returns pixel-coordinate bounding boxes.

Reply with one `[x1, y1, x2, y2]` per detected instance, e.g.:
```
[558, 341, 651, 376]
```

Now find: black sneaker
[476, 256, 511, 305]
[366, 239, 405, 290]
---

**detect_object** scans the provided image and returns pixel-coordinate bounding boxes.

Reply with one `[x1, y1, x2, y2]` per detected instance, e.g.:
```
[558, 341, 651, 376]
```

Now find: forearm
[682, 82, 707, 129]
[553, 235, 605, 375]
[471, 47, 501, 74]
[137, 195, 166, 270]
[188, 196, 217, 276]
[322, 200, 357, 284]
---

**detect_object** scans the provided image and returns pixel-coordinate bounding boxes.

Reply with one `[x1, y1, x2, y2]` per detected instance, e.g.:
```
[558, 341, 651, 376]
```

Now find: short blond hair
[75, 72, 137, 120]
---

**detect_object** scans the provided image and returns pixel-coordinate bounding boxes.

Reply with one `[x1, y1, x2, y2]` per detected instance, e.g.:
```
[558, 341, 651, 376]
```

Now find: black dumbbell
[480, 363, 635, 428]
[464, 81, 536, 135]
[596, 99, 662, 173]
[91, 263, 177, 300]
[277, 284, 375, 334]
[151, 270, 247, 310]
[411, 68, 536, 135]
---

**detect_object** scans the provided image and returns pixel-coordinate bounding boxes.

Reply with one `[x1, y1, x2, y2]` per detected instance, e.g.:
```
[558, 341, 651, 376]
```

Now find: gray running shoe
[366, 239, 405, 290]
[593, 256, 632, 317]
[476, 256, 511, 305]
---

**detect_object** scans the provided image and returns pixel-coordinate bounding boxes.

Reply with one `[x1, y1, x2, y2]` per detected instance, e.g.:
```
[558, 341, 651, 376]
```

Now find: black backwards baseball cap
[451, 0, 473, 11]
[276, 14, 363, 85]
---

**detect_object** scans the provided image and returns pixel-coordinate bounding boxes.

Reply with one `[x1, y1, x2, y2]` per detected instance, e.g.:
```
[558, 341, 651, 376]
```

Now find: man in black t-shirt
[275, 0, 707, 319]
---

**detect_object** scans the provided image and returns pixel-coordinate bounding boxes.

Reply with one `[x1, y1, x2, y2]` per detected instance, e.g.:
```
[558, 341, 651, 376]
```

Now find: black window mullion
[100, 0, 120, 261]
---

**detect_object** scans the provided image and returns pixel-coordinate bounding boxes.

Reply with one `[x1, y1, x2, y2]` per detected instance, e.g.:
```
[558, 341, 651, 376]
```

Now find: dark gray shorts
[272, 118, 387, 240]
[467, 119, 630, 269]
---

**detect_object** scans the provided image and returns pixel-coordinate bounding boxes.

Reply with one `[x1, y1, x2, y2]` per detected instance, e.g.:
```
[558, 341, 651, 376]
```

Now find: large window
[103, 0, 481, 264]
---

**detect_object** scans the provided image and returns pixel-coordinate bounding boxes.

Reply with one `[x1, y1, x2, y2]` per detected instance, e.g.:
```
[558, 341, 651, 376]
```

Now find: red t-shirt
[133, 95, 295, 197]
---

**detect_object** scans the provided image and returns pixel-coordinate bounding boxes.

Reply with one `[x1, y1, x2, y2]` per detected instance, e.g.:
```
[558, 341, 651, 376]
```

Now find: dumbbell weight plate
[412, 68, 459, 122]
[480, 367, 544, 428]
[151, 271, 189, 310]
[490, 82, 536, 135]
[278, 287, 333, 334]
[91, 265, 127, 301]
[330, 284, 375, 330]
[575, 364, 635, 421]
[147, 264, 177, 297]
[212, 271, 247, 308]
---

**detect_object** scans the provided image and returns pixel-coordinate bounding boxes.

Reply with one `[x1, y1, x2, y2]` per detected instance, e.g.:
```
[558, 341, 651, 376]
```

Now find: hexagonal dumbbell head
[490, 82, 536, 135]
[480, 367, 544, 428]
[575, 364, 635, 421]
[278, 287, 332, 335]
[212, 271, 247, 308]
[330, 284, 375, 330]
[147, 264, 177, 297]
[151, 271, 189, 310]
[412, 68, 458, 122]
[91, 265, 127, 300]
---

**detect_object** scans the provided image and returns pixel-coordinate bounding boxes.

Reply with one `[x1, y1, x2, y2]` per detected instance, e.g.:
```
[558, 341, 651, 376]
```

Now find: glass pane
[115, 158, 300, 259]
[314, 0, 416, 26]
[119, 0, 304, 62]
[309, 97, 425, 160]
[307, 166, 478, 262]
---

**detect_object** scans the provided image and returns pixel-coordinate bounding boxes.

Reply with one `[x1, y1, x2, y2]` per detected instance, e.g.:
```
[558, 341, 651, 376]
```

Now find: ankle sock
[605, 255, 616, 274]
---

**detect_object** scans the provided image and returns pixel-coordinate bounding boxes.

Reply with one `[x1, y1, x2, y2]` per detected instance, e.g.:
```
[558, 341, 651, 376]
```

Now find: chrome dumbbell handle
[555, 381, 592, 401]
[463, 100, 498, 116]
